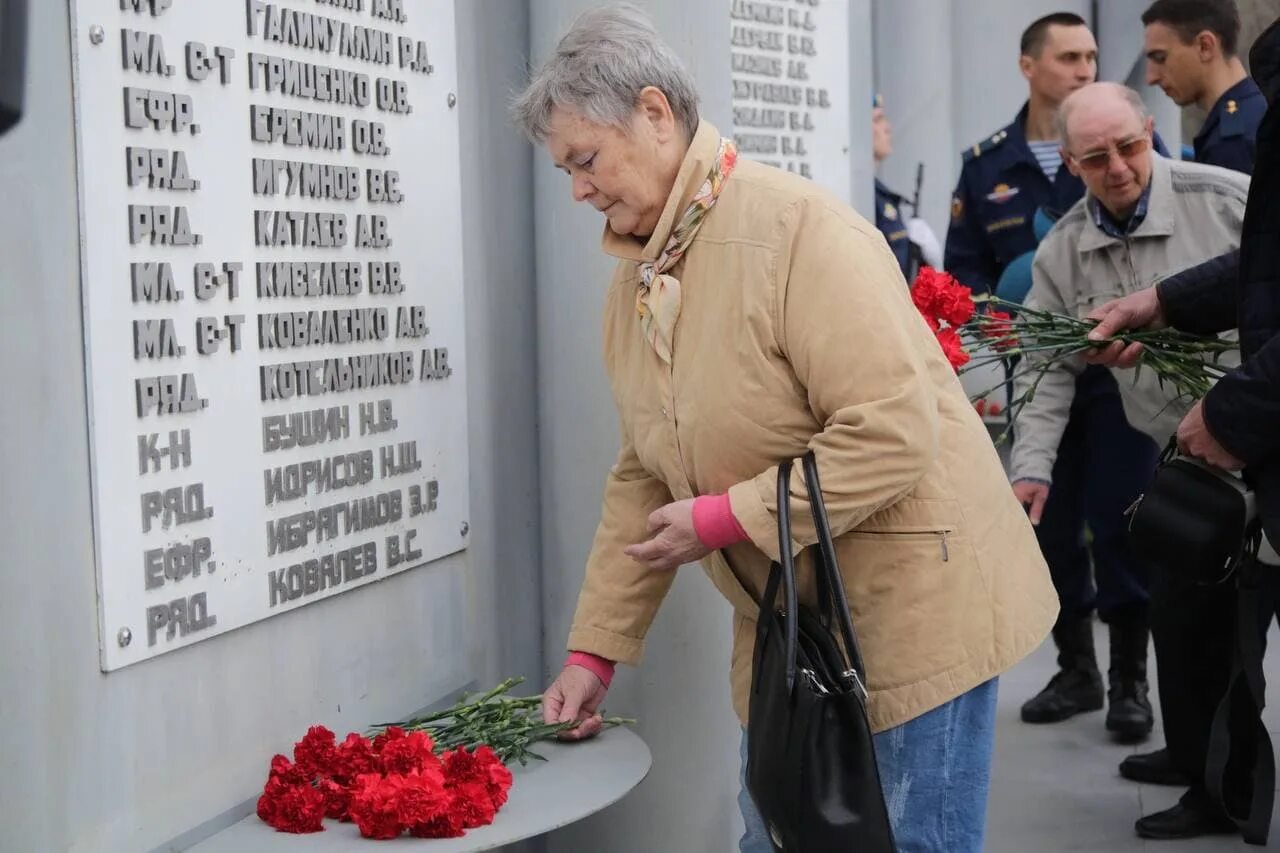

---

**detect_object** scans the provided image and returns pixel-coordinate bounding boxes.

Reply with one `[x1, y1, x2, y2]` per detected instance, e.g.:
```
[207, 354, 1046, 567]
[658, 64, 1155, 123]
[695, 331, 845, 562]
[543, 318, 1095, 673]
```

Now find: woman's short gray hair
[511, 3, 700, 143]
[1055, 82, 1150, 148]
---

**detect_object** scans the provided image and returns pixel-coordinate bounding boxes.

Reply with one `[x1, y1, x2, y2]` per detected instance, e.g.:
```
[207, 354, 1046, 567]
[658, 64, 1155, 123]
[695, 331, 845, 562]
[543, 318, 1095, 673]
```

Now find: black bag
[744, 452, 895, 852]
[1127, 439, 1258, 583]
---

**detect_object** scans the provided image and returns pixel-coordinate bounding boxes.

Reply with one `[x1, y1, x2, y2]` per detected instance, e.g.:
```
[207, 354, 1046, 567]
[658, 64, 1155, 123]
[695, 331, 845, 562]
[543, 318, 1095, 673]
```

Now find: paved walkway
[986, 620, 1280, 851]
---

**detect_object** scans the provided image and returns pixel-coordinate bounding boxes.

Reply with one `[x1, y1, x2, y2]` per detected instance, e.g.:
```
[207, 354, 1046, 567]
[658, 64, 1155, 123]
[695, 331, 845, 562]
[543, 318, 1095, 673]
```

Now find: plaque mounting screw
[460, 522, 470, 537]
[447, 93, 457, 108]
[117, 627, 132, 648]
[89, 25, 105, 45]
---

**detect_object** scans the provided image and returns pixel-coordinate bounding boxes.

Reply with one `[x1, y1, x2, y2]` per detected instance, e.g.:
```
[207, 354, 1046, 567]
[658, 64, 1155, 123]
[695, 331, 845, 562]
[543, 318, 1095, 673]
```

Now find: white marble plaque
[69, 0, 469, 670]
[730, 0, 851, 202]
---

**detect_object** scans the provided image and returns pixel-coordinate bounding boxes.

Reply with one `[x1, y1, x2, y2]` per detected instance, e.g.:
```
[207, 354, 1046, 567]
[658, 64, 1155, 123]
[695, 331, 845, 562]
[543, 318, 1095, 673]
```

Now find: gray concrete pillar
[872, 0, 957, 244]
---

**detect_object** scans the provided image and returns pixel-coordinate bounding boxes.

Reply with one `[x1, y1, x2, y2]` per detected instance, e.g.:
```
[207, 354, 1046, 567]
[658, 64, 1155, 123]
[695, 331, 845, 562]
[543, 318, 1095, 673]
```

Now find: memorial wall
[69, 0, 470, 669]
[730, 0, 851, 202]
[0, 2, 545, 849]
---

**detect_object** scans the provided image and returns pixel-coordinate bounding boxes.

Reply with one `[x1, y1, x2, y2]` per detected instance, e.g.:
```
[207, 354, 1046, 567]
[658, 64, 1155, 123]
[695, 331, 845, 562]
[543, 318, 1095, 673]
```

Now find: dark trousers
[1151, 558, 1278, 806]
[1035, 367, 1160, 623]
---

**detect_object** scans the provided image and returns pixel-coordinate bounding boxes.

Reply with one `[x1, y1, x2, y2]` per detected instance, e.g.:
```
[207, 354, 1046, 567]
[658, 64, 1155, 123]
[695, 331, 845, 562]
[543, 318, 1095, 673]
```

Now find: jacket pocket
[837, 530, 982, 691]
[849, 528, 953, 562]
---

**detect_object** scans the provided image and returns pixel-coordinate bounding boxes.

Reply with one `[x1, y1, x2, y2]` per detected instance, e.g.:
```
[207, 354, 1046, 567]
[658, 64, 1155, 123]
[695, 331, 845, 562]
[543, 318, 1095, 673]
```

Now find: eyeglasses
[1070, 136, 1151, 172]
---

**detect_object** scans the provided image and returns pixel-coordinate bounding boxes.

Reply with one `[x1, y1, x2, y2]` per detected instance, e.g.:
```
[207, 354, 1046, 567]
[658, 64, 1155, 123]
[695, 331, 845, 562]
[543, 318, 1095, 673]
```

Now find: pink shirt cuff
[692, 493, 750, 550]
[565, 651, 615, 687]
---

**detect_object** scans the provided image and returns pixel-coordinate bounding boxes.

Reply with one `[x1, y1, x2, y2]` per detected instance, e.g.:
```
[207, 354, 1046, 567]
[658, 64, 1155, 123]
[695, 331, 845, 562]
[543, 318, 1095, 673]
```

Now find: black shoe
[1105, 609, 1153, 742]
[1020, 667, 1104, 723]
[1135, 801, 1237, 840]
[1119, 748, 1191, 786]
[1105, 675, 1153, 742]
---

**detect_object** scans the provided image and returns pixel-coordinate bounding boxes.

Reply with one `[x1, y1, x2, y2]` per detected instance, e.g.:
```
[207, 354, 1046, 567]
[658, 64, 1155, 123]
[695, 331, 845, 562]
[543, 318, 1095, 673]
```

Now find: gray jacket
[1010, 156, 1248, 484]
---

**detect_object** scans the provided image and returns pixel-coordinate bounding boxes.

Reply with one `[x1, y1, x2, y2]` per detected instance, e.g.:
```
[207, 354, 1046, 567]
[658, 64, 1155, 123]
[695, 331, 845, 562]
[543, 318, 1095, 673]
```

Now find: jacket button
[661, 407, 669, 417]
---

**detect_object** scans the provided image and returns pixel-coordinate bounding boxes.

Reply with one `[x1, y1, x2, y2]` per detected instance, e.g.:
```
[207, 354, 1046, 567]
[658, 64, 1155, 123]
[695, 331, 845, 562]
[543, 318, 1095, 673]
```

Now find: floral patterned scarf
[636, 138, 738, 364]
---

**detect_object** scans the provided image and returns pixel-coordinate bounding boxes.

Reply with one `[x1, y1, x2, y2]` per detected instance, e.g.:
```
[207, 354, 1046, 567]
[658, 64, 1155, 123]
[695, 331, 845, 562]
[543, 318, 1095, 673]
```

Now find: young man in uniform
[945, 13, 1161, 741]
[1144, 0, 1265, 173]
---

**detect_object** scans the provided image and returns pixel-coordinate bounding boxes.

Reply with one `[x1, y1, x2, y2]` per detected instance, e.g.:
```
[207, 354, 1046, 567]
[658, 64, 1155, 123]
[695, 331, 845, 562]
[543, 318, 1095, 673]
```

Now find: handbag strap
[757, 459, 801, 693]
[801, 451, 869, 694]
[1205, 555, 1274, 845]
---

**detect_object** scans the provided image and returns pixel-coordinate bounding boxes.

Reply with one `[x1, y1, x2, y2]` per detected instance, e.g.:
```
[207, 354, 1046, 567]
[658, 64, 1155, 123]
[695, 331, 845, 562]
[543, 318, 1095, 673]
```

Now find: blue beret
[1032, 207, 1056, 242]
[995, 251, 1035, 305]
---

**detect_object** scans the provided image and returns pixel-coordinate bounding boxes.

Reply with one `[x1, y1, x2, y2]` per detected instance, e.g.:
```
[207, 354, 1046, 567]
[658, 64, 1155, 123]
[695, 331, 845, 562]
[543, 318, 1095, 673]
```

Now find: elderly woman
[513, 6, 1057, 851]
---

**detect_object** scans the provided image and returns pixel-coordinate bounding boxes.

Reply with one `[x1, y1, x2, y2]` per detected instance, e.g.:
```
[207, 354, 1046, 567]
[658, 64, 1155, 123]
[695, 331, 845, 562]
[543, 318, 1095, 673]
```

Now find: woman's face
[544, 91, 682, 238]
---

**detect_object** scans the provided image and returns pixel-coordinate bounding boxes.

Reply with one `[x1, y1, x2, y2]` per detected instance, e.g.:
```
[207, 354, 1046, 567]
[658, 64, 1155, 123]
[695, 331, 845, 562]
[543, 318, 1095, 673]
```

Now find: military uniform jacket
[1195, 76, 1266, 174]
[874, 179, 912, 277]
[943, 103, 1085, 295]
[1009, 156, 1249, 484]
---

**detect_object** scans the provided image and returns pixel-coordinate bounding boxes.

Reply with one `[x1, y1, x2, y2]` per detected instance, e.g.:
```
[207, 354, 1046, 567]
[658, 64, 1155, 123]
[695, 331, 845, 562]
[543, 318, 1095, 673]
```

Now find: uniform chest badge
[883, 202, 898, 220]
[985, 183, 1020, 203]
[1227, 99, 1239, 114]
[951, 196, 964, 221]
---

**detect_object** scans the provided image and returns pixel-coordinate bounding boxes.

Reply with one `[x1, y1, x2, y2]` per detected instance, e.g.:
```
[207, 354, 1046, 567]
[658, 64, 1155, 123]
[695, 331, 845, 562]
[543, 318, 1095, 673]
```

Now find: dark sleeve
[1201, 137, 1256, 175]
[1202, 330, 1280, 464]
[943, 165, 997, 295]
[1155, 250, 1241, 335]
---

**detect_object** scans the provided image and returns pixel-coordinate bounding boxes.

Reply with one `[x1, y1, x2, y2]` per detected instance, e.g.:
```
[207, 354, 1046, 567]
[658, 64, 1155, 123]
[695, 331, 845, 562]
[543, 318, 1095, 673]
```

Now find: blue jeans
[738, 677, 998, 852]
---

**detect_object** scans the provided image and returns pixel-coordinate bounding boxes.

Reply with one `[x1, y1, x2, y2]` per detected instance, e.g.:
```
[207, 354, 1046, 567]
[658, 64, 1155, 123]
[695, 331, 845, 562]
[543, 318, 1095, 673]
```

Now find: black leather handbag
[744, 452, 895, 852]
[1126, 440, 1258, 583]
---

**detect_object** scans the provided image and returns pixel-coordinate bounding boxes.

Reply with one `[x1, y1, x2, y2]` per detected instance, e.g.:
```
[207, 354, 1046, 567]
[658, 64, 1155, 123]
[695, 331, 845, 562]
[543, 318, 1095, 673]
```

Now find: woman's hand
[543, 665, 609, 741]
[623, 498, 711, 571]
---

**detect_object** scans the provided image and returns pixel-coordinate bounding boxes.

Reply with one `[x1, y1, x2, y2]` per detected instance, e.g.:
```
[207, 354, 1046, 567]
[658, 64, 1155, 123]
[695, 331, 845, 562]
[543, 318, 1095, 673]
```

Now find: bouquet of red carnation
[911, 266, 977, 370]
[256, 678, 631, 839]
[908, 266, 1235, 434]
[256, 725, 514, 839]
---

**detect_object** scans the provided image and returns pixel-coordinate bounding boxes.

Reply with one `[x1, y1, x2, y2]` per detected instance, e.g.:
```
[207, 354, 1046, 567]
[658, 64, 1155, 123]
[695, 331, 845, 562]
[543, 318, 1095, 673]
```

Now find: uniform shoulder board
[961, 129, 1009, 163]
[1219, 93, 1264, 137]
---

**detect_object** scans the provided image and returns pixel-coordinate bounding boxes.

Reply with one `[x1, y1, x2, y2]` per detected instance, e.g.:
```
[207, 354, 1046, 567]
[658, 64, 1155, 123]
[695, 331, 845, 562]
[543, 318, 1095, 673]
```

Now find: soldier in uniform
[945, 12, 1162, 742]
[873, 94, 941, 280]
[1144, 0, 1265, 174]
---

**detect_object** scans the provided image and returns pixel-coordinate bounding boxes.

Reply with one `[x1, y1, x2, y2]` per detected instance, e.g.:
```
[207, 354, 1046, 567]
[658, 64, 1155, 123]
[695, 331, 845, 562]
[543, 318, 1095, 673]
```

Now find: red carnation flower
[292, 725, 338, 779]
[932, 283, 976, 328]
[379, 730, 442, 777]
[935, 328, 970, 371]
[449, 780, 499, 829]
[316, 777, 350, 821]
[912, 266, 976, 328]
[348, 773, 404, 840]
[267, 754, 305, 784]
[333, 732, 377, 781]
[443, 746, 513, 809]
[410, 809, 467, 839]
[371, 726, 403, 752]
[393, 771, 450, 827]
[257, 778, 326, 834]
[911, 266, 946, 316]
[981, 310, 1018, 351]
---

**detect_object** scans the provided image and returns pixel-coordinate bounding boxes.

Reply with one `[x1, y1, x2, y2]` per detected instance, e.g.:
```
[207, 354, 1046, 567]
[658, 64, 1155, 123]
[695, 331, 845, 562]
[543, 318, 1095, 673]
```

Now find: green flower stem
[370, 677, 636, 766]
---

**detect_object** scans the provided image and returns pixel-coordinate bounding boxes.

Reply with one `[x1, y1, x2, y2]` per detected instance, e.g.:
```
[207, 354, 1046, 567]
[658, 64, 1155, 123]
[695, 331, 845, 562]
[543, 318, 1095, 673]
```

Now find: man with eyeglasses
[1010, 80, 1251, 840]
[946, 12, 1161, 742]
